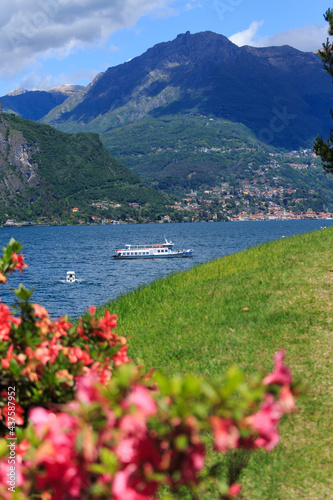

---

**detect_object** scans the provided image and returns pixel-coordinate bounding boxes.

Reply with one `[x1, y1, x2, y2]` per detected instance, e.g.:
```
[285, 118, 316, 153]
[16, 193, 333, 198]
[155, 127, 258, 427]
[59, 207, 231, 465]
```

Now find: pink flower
[249, 394, 282, 451]
[112, 463, 158, 500]
[96, 310, 118, 339]
[210, 417, 240, 452]
[0, 303, 17, 341]
[112, 464, 136, 496]
[123, 385, 157, 417]
[180, 442, 206, 483]
[68, 345, 92, 365]
[0, 457, 24, 488]
[113, 344, 131, 366]
[3, 403, 24, 426]
[228, 483, 241, 496]
[11, 252, 28, 274]
[119, 414, 147, 434]
[279, 385, 296, 414]
[28, 407, 56, 437]
[28, 408, 86, 497]
[116, 414, 148, 463]
[116, 436, 138, 463]
[263, 350, 293, 386]
[75, 372, 101, 404]
[89, 305, 96, 316]
[33, 303, 49, 319]
[112, 464, 155, 500]
[1, 345, 14, 369]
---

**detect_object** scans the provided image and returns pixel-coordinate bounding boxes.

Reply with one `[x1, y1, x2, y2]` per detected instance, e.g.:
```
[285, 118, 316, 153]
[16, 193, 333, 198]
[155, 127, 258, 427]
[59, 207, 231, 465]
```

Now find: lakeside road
[101, 227, 333, 500]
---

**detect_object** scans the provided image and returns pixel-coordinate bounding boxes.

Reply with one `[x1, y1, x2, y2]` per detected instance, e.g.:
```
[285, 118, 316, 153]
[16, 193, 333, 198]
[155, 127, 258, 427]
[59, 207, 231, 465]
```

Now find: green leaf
[13, 284, 33, 302]
[114, 363, 136, 388]
[89, 463, 110, 475]
[100, 447, 118, 472]
[9, 358, 20, 376]
[175, 434, 189, 451]
[0, 440, 8, 458]
[220, 366, 244, 397]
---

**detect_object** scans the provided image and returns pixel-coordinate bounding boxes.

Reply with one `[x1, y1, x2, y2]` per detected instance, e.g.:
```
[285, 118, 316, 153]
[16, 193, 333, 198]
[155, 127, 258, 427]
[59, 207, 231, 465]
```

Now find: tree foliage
[313, 8, 333, 173]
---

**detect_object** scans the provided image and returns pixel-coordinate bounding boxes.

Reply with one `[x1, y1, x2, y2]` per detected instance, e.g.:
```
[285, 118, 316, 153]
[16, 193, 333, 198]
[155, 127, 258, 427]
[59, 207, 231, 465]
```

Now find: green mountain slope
[0, 112, 166, 222]
[102, 114, 265, 185]
[100, 114, 333, 213]
[41, 31, 333, 150]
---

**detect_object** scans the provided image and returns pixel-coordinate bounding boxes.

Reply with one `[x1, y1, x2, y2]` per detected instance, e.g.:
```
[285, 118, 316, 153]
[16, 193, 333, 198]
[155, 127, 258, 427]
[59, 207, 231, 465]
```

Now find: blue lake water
[1, 220, 332, 319]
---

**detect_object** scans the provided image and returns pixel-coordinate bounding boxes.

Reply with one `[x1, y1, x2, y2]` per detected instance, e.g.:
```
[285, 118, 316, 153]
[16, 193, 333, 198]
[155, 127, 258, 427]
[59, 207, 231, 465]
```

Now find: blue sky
[0, 0, 331, 96]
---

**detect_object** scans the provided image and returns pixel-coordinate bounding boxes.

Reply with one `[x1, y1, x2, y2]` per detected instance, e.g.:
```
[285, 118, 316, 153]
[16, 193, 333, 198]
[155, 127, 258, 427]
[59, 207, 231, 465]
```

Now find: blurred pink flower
[0, 458, 24, 489]
[0, 303, 15, 342]
[89, 305, 96, 315]
[113, 344, 131, 366]
[250, 394, 282, 451]
[75, 372, 101, 404]
[11, 252, 28, 274]
[180, 442, 206, 483]
[263, 350, 293, 386]
[32, 303, 49, 319]
[112, 463, 158, 500]
[119, 414, 147, 434]
[279, 385, 296, 413]
[210, 417, 240, 452]
[1, 345, 14, 369]
[123, 385, 157, 417]
[228, 483, 241, 496]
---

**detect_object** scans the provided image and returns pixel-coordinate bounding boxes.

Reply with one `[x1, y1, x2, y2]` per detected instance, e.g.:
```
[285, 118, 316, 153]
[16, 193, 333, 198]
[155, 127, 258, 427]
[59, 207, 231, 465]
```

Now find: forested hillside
[0, 112, 166, 223]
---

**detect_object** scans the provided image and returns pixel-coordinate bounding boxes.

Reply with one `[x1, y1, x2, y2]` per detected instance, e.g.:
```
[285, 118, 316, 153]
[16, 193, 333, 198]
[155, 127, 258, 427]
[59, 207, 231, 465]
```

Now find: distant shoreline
[2, 215, 333, 228]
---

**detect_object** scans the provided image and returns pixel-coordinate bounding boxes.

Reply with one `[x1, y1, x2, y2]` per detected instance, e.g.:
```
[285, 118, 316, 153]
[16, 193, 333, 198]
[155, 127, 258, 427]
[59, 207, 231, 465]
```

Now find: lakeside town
[2, 149, 333, 226]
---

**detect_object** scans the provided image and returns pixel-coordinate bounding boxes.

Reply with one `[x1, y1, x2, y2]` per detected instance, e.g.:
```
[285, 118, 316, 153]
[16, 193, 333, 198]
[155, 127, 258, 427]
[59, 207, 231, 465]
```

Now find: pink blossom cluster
[0, 304, 130, 429]
[0, 242, 131, 432]
[0, 350, 297, 500]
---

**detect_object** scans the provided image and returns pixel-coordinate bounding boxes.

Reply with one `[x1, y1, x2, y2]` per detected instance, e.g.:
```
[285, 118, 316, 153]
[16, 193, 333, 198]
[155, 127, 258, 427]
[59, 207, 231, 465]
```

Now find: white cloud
[229, 21, 329, 53]
[152, 7, 179, 19]
[184, 1, 202, 11]
[0, 0, 174, 78]
[229, 21, 264, 47]
[20, 67, 99, 91]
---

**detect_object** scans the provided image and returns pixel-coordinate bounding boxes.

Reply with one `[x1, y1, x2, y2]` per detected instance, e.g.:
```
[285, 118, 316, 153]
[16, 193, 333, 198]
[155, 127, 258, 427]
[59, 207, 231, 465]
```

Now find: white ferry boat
[113, 239, 193, 259]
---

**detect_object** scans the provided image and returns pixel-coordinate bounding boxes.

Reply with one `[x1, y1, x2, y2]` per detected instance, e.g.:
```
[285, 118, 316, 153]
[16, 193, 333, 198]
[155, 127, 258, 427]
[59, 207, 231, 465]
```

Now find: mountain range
[1, 30, 333, 219]
[2, 31, 333, 151]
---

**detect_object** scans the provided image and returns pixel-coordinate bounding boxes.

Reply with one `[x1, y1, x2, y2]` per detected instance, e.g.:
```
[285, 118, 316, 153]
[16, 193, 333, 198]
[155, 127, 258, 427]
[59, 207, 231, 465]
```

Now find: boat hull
[113, 250, 193, 260]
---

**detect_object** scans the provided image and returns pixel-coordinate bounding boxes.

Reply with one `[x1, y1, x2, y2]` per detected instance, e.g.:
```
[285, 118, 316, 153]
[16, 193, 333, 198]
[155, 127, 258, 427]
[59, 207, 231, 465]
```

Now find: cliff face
[0, 112, 41, 205]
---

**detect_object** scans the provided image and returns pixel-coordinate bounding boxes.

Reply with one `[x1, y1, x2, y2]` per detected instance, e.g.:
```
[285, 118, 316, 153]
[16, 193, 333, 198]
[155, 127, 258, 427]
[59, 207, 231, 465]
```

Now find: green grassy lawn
[101, 227, 333, 499]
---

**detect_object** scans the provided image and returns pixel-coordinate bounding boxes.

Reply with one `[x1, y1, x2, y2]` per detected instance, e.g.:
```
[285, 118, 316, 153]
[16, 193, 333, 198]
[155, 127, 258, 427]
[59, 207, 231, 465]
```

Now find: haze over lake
[1, 220, 332, 319]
